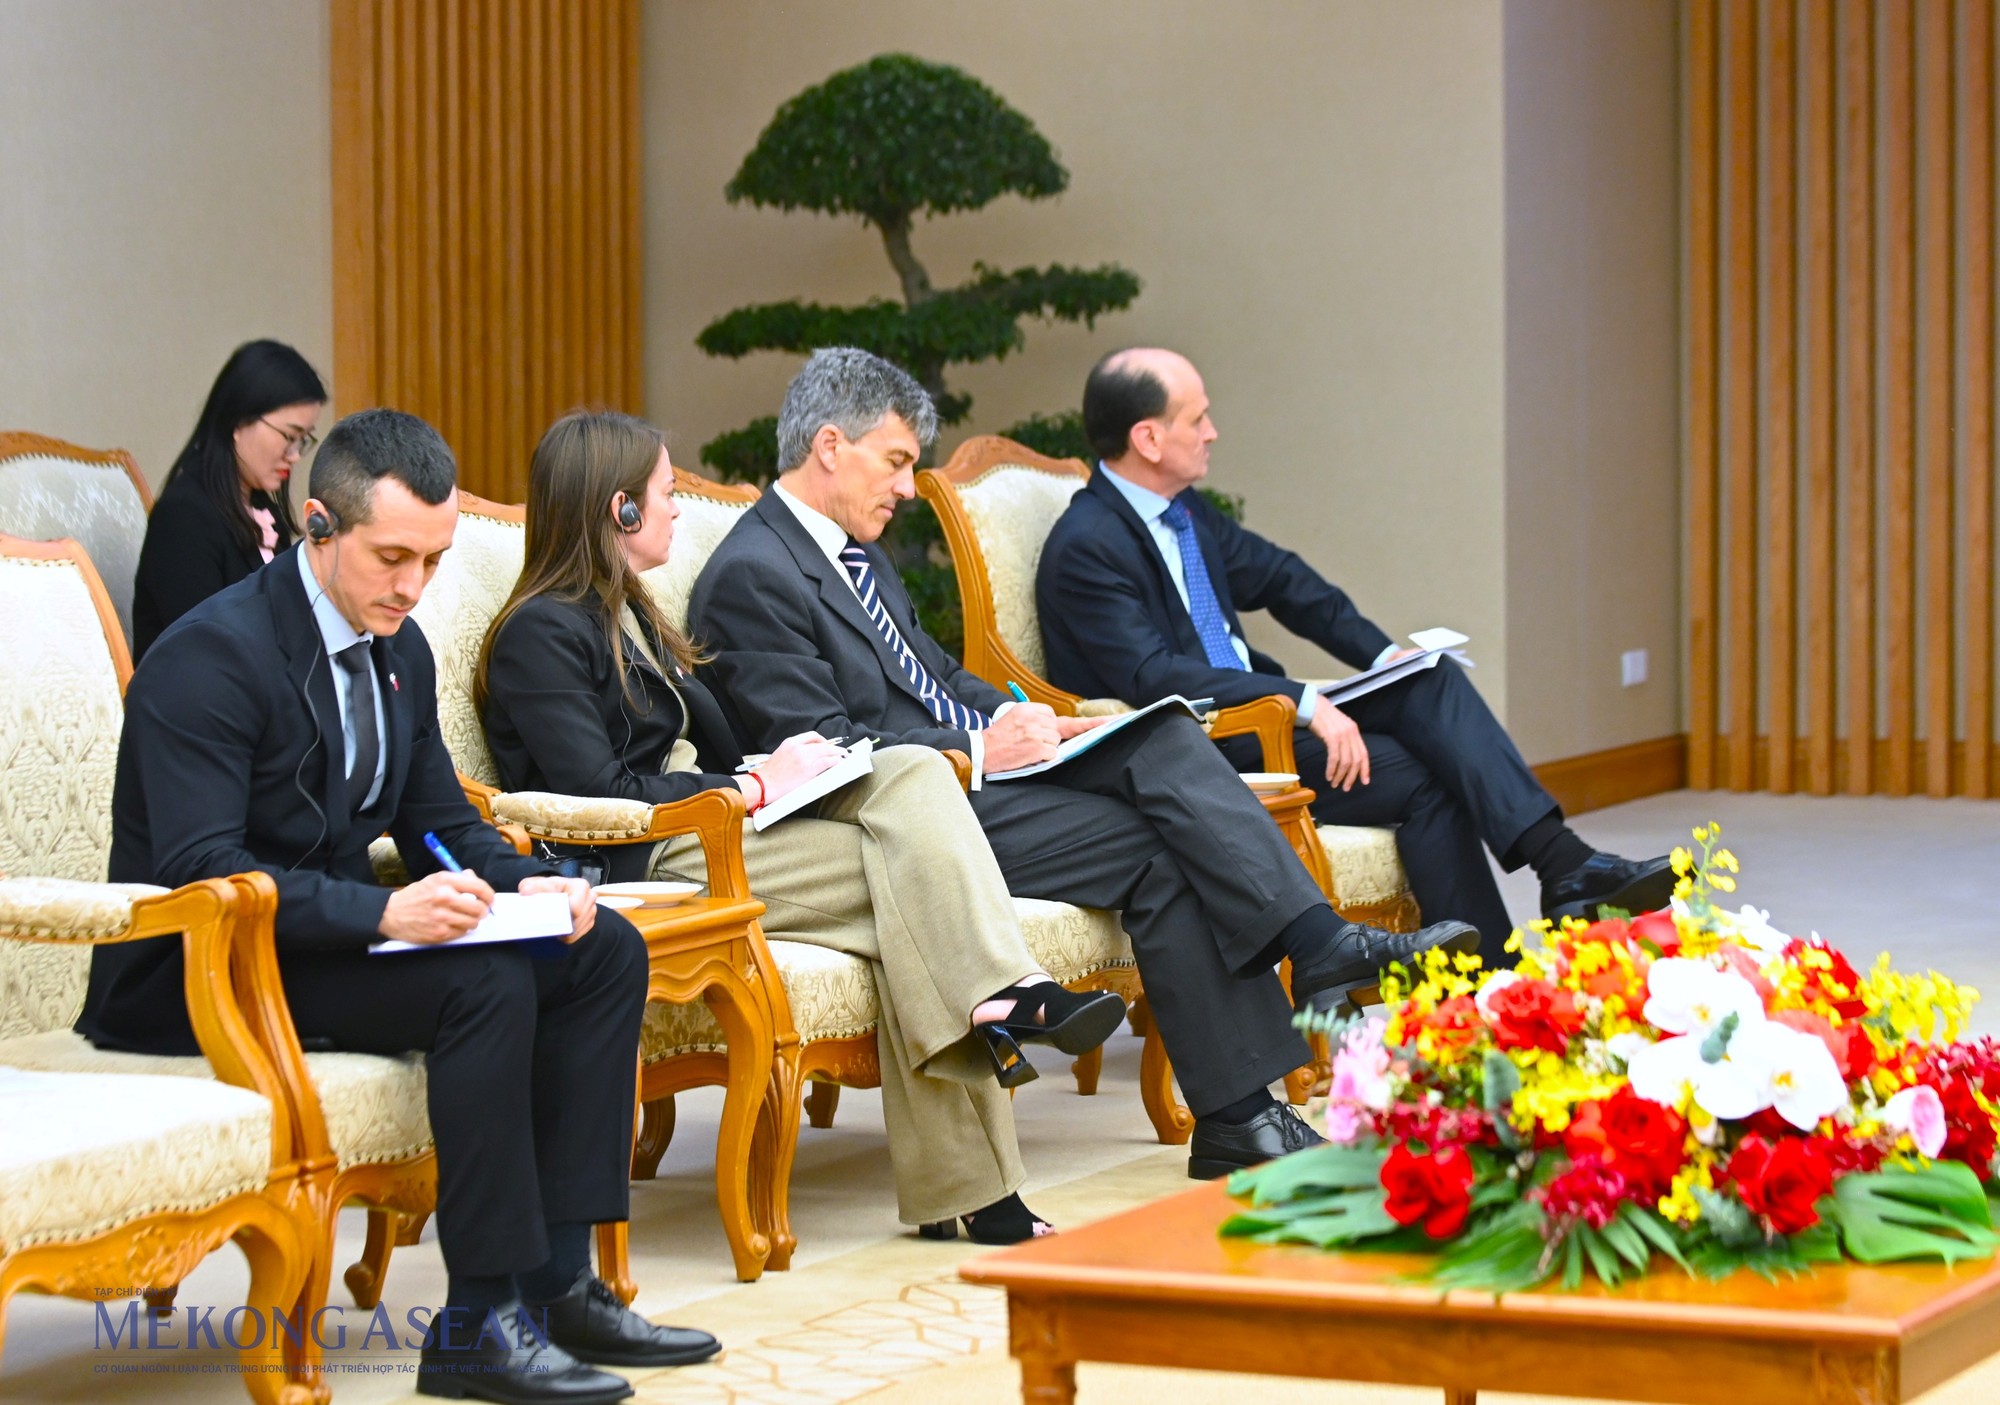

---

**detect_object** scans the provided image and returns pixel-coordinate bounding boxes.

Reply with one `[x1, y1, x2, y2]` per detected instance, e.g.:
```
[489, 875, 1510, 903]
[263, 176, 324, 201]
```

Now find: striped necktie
[837, 544, 991, 731]
[1159, 497, 1249, 671]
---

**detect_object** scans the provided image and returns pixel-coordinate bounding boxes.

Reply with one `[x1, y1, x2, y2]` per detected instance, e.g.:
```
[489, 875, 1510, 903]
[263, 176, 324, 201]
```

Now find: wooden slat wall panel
[330, 0, 642, 504]
[1687, 0, 1998, 798]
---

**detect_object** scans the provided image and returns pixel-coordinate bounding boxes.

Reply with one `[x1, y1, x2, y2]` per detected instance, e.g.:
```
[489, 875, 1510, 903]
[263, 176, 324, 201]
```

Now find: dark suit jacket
[482, 592, 746, 881]
[689, 493, 1012, 754]
[131, 473, 295, 661]
[78, 544, 548, 1054]
[1035, 470, 1393, 710]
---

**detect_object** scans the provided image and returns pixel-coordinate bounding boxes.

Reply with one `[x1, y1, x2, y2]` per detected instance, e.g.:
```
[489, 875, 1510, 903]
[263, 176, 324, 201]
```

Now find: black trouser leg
[1222, 727, 1517, 961]
[278, 912, 649, 1278]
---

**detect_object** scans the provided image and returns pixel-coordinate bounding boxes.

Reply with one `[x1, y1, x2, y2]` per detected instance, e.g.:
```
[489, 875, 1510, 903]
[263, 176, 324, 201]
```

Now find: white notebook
[369, 890, 574, 954]
[985, 695, 1212, 781]
[751, 739, 876, 830]
[1315, 627, 1474, 708]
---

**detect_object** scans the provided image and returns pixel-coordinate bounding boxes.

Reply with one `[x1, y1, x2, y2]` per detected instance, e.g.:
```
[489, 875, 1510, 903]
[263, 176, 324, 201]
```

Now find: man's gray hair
[775, 347, 939, 472]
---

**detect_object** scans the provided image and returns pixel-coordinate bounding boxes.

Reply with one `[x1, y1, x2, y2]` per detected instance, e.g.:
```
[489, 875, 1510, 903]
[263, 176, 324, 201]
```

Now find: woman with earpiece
[475, 410, 1125, 1245]
[131, 339, 327, 660]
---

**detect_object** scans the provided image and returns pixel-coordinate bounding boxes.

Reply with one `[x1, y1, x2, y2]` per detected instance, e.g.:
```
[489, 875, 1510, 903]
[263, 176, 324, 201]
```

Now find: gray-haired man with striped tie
[689, 347, 1476, 1180]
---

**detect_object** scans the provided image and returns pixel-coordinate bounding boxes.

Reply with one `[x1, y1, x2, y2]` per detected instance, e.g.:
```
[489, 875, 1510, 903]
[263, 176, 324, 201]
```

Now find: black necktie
[335, 640, 380, 812]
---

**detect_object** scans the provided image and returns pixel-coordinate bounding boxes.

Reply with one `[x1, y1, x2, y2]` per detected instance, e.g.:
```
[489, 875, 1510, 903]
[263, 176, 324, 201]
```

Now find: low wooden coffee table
[960, 1180, 2000, 1404]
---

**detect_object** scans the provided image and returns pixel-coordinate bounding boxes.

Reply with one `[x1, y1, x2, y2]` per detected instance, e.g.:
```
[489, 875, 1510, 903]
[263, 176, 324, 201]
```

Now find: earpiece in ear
[306, 505, 336, 543]
[615, 495, 643, 533]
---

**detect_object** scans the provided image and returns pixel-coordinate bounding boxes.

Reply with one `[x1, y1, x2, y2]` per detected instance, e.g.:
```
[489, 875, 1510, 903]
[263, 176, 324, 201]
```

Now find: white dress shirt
[295, 545, 388, 809]
[1096, 464, 1399, 724]
[771, 482, 1010, 783]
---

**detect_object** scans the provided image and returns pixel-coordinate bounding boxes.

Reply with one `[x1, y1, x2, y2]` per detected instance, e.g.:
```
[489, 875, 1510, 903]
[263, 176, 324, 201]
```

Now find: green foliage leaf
[698, 417, 781, 486]
[1692, 1187, 1763, 1248]
[1827, 1164, 2000, 1265]
[1422, 1200, 1554, 1294]
[1225, 1188, 1401, 1248]
[1227, 1143, 1387, 1206]
[1687, 1232, 1832, 1282]
[1617, 1203, 1691, 1272]
[726, 54, 1067, 224]
[1482, 1050, 1522, 1150]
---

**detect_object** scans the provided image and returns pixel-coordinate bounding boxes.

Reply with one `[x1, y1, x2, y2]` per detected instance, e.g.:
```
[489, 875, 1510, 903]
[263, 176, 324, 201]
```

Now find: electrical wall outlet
[1621, 649, 1649, 688]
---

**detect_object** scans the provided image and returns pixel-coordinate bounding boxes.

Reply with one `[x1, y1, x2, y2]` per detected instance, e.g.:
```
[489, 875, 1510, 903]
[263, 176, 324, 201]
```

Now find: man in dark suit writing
[689, 347, 1477, 1181]
[1036, 347, 1673, 959]
[77, 409, 715, 1404]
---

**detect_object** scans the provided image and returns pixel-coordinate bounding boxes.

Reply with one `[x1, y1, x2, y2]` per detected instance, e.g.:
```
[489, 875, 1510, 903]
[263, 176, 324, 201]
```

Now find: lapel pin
[389, 672, 399, 692]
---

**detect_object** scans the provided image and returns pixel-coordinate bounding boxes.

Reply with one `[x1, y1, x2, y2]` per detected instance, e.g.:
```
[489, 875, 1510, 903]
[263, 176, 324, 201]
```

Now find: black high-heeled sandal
[918, 1193, 1054, 1245]
[973, 983, 1127, 1089]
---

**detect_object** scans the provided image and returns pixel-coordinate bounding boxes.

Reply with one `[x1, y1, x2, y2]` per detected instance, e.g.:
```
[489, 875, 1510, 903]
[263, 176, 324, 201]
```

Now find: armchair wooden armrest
[0, 874, 297, 1172]
[1204, 694, 1302, 775]
[464, 779, 755, 903]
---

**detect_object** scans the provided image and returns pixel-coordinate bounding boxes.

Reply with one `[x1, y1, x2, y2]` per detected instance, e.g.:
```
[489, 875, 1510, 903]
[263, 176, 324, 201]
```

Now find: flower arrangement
[1225, 825, 2000, 1290]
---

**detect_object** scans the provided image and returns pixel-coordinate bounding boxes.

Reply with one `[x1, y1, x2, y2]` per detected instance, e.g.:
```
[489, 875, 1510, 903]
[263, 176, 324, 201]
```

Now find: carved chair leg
[344, 1208, 397, 1309]
[236, 1205, 315, 1405]
[394, 1211, 430, 1247]
[1283, 1064, 1316, 1105]
[1135, 997, 1193, 1146]
[144, 1284, 178, 1316]
[595, 1222, 636, 1306]
[706, 982, 776, 1282]
[1070, 1045, 1103, 1096]
[752, 1050, 803, 1271]
[632, 1095, 677, 1180]
[1125, 995, 1152, 1038]
[804, 1079, 840, 1129]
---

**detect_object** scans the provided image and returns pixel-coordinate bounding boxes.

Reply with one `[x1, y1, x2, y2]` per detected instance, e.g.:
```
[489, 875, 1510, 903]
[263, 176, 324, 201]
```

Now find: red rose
[1726, 1135, 1835, 1235]
[1934, 1075, 1999, 1173]
[1380, 1142, 1477, 1238]
[1629, 908, 1681, 955]
[1420, 994, 1482, 1050]
[1594, 1087, 1688, 1195]
[1484, 978, 1585, 1056]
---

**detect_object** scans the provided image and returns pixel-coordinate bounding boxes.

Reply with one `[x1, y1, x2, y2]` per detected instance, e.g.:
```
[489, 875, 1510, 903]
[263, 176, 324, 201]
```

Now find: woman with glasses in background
[130, 338, 327, 659]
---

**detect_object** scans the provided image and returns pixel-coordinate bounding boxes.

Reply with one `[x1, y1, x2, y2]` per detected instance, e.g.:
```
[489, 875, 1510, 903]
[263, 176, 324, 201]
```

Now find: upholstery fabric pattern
[0, 556, 132, 1037]
[956, 465, 1085, 679]
[642, 493, 757, 638]
[0, 455, 148, 645]
[1076, 697, 1135, 718]
[1317, 823, 1412, 907]
[641, 938, 880, 1061]
[0, 1067, 271, 1253]
[0, 878, 165, 942]
[368, 836, 411, 888]
[490, 791, 655, 841]
[1013, 899, 1132, 984]
[0, 1030, 434, 1172]
[408, 509, 524, 787]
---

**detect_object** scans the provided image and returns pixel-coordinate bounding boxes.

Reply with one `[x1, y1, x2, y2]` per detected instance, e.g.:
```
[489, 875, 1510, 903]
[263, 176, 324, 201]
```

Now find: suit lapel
[375, 635, 411, 812]
[1086, 470, 1208, 650]
[751, 495, 936, 713]
[270, 548, 354, 838]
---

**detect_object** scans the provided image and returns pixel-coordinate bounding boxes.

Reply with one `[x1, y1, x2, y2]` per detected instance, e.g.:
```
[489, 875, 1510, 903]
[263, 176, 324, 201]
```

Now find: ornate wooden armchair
[0, 431, 152, 647]
[0, 532, 441, 1399]
[915, 436, 1422, 933]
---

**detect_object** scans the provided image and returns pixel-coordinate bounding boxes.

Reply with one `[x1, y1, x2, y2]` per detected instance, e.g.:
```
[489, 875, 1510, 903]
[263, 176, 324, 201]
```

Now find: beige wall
[1503, 0, 1681, 760]
[644, 0, 1515, 708]
[645, 0, 1682, 759]
[0, 0, 334, 491]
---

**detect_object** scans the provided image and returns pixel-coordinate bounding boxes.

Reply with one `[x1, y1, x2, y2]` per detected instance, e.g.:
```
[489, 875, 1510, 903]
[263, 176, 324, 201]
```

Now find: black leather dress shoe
[1289, 919, 1481, 1015]
[416, 1303, 633, 1403]
[1189, 1103, 1327, 1180]
[528, 1270, 722, 1368]
[1540, 853, 1675, 925]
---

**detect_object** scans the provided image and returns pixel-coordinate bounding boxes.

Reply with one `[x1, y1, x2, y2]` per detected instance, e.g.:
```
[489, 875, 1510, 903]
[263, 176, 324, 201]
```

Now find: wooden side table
[962, 1180, 2000, 1405]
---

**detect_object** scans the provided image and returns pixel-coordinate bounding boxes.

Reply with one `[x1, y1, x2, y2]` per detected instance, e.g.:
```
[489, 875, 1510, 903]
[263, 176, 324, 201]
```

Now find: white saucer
[596, 881, 702, 907]
[1240, 771, 1300, 794]
[594, 894, 644, 911]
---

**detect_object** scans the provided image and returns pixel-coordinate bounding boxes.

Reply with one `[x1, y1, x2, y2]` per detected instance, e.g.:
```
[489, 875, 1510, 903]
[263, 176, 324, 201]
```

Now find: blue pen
[421, 832, 464, 872]
[1005, 681, 1030, 704]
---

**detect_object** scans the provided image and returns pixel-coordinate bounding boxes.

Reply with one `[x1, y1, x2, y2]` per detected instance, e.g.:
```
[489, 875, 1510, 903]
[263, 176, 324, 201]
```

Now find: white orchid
[1473, 969, 1520, 1022]
[1724, 1019, 1848, 1130]
[1723, 904, 1793, 959]
[1626, 1032, 1770, 1120]
[1642, 959, 1766, 1039]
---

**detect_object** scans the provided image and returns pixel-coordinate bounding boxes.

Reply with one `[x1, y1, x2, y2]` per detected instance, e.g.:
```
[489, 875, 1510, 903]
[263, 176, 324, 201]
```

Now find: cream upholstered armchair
[0, 531, 437, 1399]
[915, 436, 1423, 934]
[0, 432, 152, 648]
[0, 536, 314, 1403]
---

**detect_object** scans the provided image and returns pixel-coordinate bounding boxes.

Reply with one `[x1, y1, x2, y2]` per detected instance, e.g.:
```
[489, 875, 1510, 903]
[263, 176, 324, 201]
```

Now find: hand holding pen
[376, 832, 497, 946]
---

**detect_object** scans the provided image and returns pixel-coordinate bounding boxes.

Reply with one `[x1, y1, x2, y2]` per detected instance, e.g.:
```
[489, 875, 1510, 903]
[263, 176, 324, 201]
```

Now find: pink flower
[1881, 1084, 1948, 1159]
[1325, 1017, 1392, 1144]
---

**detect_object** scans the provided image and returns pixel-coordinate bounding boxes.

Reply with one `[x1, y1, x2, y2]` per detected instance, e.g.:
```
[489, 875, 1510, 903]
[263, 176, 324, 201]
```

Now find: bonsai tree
[696, 53, 1141, 486]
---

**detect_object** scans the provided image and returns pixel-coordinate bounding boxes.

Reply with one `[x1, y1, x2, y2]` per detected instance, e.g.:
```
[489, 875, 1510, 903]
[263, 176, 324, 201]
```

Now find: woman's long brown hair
[474, 409, 703, 714]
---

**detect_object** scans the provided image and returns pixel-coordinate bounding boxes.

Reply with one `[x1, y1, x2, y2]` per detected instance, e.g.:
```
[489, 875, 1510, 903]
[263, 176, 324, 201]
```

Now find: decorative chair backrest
[916, 437, 1088, 688]
[640, 467, 761, 640]
[0, 535, 134, 1036]
[0, 433, 152, 648]
[408, 492, 524, 788]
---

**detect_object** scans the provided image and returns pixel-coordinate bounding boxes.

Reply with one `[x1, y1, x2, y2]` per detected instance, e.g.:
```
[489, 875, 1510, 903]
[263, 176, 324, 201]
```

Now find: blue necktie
[1160, 498, 1248, 672]
[838, 544, 992, 731]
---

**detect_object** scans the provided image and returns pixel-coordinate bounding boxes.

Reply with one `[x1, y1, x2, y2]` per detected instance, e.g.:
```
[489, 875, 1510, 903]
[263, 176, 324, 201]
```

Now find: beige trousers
[654, 745, 1035, 1224]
